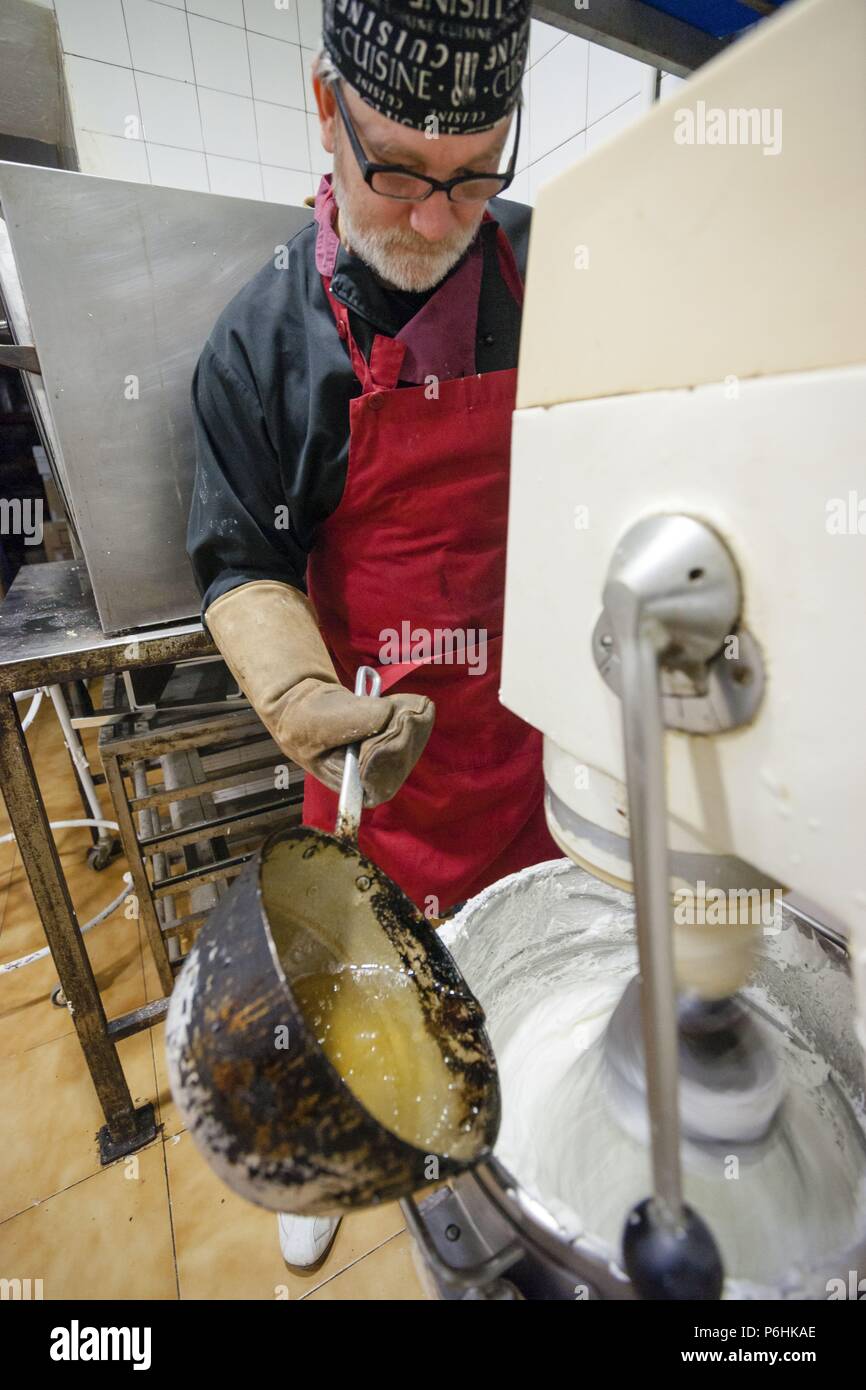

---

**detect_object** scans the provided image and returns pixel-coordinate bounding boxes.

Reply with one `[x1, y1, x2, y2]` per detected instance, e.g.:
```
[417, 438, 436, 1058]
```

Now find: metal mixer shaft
[598, 514, 781, 1298]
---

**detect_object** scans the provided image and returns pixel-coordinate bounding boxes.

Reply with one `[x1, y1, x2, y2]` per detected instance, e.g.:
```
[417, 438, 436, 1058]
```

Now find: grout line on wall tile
[527, 32, 565, 73]
[119, 134, 203, 156]
[141, 0, 309, 45]
[119, 0, 155, 185]
[242, 20, 265, 182]
[185, 4, 245, 31]
[183, 143, 273, 165]
[186, 1, 308, 47]
[183, 1, 213, 190]
[302, 108, 315, 179]
[299, 45, 316, 116]
[58, 47, 133, 71]
[526, 88, 641, 175]
[246, 25, 302, 44]
[525, 126, 585, 172]
[199, 83, 306, 111]
[58, 50, 329, 116]
[260, 161, 310, 175]
[584, 91, 641, 132]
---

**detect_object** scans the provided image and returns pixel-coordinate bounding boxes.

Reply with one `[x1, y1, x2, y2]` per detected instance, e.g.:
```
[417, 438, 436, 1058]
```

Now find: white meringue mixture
[443, 860, 866, 1298]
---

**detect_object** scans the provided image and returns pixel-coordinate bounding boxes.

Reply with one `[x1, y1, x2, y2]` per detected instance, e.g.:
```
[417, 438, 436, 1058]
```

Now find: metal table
[0, 559, 214, 1160]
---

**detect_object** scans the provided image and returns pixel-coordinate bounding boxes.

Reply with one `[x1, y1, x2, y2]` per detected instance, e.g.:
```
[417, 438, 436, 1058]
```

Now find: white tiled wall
[501, 19, 659, 207]
[41, 2, 669, 210]
[47, 0, 323, 204]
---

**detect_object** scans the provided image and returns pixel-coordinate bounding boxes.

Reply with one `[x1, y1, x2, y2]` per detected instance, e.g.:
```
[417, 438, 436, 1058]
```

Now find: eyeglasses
[331, 80, 521, 204]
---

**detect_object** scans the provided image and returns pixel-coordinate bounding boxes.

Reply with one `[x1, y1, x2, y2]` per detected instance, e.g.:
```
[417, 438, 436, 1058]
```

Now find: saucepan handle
[336, 665, 382, 841]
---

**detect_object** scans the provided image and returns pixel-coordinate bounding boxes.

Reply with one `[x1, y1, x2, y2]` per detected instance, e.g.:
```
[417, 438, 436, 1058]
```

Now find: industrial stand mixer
[406, 0, 866, 1302]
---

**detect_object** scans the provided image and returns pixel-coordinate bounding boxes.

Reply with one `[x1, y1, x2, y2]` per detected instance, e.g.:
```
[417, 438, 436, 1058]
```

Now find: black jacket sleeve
[187, 340, 309, 615]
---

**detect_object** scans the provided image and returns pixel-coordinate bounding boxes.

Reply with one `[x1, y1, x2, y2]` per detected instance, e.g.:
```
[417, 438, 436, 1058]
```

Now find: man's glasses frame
[331, 79, 522, 204]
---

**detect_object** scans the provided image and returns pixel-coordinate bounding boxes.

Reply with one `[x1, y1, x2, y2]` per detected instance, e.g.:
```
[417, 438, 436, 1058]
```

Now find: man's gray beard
[331, 162, 481, 293]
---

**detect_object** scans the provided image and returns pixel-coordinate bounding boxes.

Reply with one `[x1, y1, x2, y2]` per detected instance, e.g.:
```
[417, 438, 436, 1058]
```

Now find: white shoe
[277, 1212, 341, 1268]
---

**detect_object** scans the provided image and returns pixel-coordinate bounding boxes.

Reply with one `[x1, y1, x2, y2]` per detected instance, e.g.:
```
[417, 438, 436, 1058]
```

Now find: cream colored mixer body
[502, 0, 866, 1049]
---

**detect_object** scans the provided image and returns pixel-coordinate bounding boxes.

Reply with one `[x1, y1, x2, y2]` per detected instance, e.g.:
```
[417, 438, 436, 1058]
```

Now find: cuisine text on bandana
[322, 0, 530, 134]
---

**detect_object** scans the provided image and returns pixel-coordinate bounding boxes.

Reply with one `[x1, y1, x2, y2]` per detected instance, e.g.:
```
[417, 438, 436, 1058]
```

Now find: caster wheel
[87, 840, 119, 872]
[50, 984, 67, 1009]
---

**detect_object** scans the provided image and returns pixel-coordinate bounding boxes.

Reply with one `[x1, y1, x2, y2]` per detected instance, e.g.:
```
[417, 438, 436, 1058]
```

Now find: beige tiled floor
[0, 695, 429, 1300]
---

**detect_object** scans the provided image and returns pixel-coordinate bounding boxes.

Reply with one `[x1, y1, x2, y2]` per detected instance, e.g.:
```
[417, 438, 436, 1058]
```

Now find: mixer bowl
[440, 858, 866, 1300]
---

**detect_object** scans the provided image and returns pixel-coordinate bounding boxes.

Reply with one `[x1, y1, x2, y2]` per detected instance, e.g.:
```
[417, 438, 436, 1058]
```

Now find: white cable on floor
[1, 812, 130, 975]
[3, 691, 133, 977]
[0, 816, 120, 846]
[17, 688, 43, 732]
[0, 871, 134, 976]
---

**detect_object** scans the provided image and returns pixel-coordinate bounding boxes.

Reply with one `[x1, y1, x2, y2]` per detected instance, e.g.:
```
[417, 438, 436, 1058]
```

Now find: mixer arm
[600, 514, 744, 1297]
[603, 575, 683, 1218]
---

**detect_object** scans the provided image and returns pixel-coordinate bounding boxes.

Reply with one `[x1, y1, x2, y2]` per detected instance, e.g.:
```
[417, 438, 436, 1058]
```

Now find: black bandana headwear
[322, 0, 530, 134]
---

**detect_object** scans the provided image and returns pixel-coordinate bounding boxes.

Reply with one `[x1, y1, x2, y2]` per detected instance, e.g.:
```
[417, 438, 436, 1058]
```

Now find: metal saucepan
[165, 666, 500, 1215]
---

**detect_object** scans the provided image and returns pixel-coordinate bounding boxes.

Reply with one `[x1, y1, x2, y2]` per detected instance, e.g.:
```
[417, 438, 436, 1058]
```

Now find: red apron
[303, 210, 559, 915]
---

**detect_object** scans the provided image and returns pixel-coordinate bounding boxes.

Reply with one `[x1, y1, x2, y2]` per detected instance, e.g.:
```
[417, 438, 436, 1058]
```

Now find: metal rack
[0, 559, 303, 1161]
[98, 673, 303, 995]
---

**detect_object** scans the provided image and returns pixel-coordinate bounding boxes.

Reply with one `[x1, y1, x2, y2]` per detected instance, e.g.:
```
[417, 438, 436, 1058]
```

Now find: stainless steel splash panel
[0, 162, 311, 633]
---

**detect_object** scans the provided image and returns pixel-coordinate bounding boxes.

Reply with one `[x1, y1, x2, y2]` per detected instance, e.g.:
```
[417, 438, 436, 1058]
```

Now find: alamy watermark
[826, 491, 866, 535]
[674, 101, 782, 157]
[379, 622, 488, 676]
[826, 1270, 865, 1300]
[49, 1320, 151, 1369]
[0, 497, 43, 546]
[673, 880, 782, 935]
[1, 1276, 43, 1299]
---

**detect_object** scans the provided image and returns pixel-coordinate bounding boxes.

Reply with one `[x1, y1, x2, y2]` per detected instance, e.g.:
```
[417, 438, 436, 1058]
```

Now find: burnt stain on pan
[165, 823, 499, 1215]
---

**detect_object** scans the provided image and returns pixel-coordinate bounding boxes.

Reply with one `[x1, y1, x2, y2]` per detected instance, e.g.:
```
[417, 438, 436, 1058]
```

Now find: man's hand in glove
[205, 581, 434, 806]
